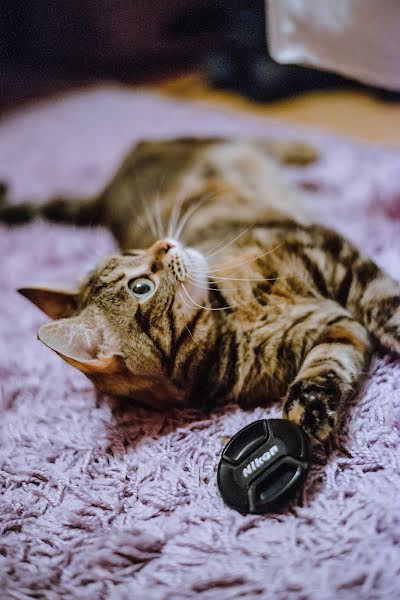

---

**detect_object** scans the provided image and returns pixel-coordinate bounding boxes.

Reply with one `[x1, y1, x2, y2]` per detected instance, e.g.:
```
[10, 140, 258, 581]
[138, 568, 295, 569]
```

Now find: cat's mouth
[166, 243, 187, 282]
[163, 240, 207, 284]
[163, 240, 209, 306]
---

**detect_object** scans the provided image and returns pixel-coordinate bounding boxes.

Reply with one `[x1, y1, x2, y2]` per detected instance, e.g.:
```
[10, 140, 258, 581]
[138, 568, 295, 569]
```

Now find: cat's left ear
[37, 315, 121, 375]
[18, 286, 79, 319]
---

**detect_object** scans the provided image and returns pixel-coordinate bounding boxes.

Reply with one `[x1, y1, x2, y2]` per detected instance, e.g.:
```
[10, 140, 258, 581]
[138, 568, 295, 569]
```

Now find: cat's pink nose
[151, 239, 174, 260]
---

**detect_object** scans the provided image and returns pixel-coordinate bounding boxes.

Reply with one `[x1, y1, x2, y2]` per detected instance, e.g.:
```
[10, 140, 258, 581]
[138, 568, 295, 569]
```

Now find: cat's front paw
[283, 372, 341, 443]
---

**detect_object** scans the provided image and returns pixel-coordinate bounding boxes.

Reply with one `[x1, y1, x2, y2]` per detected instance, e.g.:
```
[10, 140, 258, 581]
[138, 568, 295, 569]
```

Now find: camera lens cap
[217, 419, 311, 514]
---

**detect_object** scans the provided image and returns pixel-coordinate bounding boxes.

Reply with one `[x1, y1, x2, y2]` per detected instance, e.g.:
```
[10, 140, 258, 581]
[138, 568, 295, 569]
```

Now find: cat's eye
[128, 277, 156, 299]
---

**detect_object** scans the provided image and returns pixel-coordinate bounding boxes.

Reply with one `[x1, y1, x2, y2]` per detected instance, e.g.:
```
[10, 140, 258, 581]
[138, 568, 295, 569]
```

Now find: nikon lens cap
[217, 419, 311, 514]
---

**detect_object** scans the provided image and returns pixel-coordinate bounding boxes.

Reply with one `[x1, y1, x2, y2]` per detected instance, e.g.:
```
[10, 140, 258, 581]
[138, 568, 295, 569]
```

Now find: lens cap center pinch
[217, 419, 311, 514]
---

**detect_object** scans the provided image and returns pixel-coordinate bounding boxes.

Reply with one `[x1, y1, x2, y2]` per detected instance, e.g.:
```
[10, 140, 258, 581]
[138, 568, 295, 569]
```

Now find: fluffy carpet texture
[1, 86, 400, 600]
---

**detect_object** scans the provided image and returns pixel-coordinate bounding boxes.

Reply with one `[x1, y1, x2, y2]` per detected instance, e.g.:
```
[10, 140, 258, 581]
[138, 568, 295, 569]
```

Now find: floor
[148, 73, 400, 146]
[2, 64, 400, 147]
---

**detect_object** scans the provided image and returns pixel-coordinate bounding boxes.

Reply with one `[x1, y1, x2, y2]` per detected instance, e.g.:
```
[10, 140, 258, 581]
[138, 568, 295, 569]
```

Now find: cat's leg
[293, 225, 400, 354]
[343, 258, 400, 355]
[282, 314, 372, 443]
[315, 227, 400, 354]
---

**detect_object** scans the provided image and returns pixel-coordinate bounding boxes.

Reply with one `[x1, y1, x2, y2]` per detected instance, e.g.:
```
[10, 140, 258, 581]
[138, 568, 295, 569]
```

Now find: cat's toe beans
[283, 383, 338, 443]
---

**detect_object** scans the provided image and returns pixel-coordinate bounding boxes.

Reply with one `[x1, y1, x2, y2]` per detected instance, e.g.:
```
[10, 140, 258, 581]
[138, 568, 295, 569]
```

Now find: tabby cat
[2, 137, 400, 443]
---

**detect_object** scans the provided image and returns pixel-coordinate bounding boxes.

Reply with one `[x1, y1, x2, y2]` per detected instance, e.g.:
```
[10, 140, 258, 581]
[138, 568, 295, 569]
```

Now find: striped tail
[0, 184, 101, 226]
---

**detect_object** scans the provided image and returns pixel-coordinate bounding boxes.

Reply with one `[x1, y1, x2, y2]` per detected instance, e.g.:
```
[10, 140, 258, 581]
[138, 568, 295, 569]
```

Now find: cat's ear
[37, 315, 118, 374]
[18, 286, 79, 319]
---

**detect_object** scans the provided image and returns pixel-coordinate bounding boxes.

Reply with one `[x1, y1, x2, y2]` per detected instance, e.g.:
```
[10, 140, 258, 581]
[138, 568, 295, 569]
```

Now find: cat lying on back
[2, 137, 400, 443]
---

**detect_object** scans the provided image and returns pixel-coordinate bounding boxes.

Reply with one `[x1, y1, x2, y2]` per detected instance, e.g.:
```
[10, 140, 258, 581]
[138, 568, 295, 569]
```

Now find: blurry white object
[267, 0, 400, 90]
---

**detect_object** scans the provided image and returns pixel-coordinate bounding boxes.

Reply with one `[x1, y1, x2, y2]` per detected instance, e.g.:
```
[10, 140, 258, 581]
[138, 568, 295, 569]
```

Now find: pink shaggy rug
[1, 86, 400, 600]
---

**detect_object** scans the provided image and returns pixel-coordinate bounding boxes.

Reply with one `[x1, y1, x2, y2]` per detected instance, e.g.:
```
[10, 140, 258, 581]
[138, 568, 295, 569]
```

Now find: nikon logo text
[242, 445, 278, 478]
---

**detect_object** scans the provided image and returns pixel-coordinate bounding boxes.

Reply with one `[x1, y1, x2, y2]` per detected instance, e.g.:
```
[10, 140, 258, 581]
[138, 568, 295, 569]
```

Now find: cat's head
[19, 239, 210, 407]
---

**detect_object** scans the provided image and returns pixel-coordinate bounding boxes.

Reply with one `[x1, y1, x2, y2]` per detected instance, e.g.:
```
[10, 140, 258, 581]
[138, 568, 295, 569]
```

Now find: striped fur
[11, 138, 400, 443]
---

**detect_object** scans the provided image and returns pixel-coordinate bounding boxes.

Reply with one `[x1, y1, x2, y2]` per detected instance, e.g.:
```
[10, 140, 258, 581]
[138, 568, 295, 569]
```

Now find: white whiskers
[187, 274, 290, 284]
[178, 289, 201, 316]
[143, 202, 159, 237]
[154, 196, 164, 239]
[205, 243, 284, 273]
[181, 283, 260, 312]
[205, 225, 253, 258]
[186, 280, 271, 292]
[173, 192, 216, 241]
[167, 187, 187, 239]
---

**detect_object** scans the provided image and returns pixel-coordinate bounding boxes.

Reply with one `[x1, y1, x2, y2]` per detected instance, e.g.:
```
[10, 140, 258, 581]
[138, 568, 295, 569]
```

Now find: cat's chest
[221, 300, 318, 401]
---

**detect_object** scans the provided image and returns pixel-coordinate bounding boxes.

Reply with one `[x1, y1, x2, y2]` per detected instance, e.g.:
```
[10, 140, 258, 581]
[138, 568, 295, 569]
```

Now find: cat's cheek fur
[181, 247, 209, 308]
[88, 369, 187, 408]
[180, 280, 208, 311]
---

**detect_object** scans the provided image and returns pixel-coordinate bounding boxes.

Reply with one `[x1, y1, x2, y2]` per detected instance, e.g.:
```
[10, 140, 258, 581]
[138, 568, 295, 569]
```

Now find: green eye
[128, 277, 156, 299]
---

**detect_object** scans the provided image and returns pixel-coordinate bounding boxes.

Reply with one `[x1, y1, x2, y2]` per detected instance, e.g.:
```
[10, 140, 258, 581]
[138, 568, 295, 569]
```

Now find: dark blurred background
[1, 0, 226, 111]
[1, 0, 398, 115]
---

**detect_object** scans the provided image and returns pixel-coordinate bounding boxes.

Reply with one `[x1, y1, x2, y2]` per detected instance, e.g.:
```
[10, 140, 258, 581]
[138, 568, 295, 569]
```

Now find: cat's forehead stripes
[97, 254, 150, 279]
[79, 254, 149, 304]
